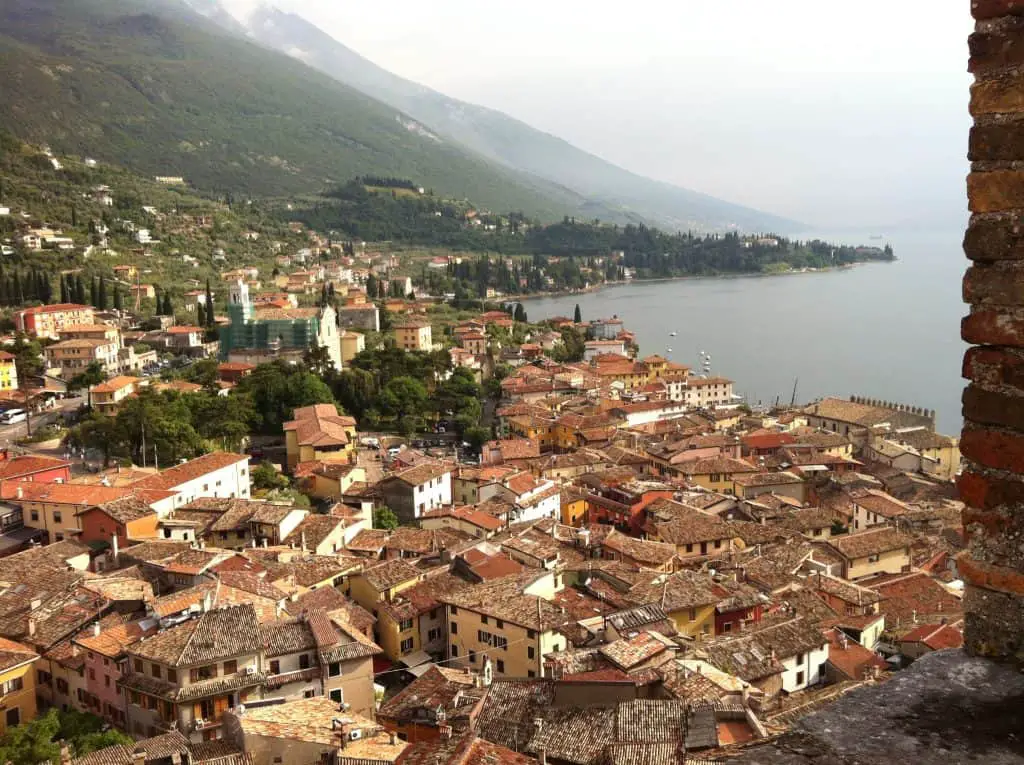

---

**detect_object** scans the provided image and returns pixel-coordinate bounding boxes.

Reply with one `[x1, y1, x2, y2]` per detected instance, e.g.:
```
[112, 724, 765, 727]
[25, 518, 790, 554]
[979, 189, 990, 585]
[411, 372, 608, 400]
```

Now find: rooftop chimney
[93, 622, 101, 637]
[16, 486, 22, 500]
[112, 533, 119, 562]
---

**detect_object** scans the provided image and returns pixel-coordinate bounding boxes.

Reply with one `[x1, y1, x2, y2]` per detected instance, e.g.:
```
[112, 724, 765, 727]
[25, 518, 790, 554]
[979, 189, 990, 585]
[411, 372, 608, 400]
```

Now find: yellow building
[560, 490, 587, 527]
[393, 319, 432, 352]
[309, 464, 366, 501]
[626, 571, 719, 639]
[0, 352, 18, 391]
[90, 376, 143, 416]
[349, 558, 423, 616]
[0, 638, 39, 733]
[675, 456, 758, 494]
[505, 416, 554, 450]
[827, 527, 913, 581]
[339, 330, 365, 364]
[441, 572, 568, 678]
[283, 404, 357, 470]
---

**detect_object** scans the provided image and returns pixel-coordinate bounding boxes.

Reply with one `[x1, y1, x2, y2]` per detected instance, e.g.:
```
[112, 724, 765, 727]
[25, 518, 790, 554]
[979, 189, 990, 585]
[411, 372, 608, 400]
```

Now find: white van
[0, 409, 26, 425]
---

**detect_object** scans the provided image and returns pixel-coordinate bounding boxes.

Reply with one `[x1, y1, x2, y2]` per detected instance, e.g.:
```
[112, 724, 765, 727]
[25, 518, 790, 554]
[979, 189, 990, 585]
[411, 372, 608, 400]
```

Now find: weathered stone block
[973, 0, 1024, 19]
[970, 18, 1024, 72]
[958, 468, 1024, 509]
[963, 384, 1024, 430]
[963, 585, 1024, 662]
[961, 424, 1024, 470]
[963, 346, 1024, 389]
[964, 262, 1024, 304]
[962, 308, 1024, 345]
[971, 77, 1024, 116]
[970, 123, 1024, 161]
[965, 215, 1024, 262]
[967, 170, 1024, 212]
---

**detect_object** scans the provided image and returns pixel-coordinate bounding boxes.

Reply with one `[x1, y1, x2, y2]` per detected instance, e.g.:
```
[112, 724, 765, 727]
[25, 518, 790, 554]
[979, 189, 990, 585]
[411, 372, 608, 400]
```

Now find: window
[5, 708, 19, 728]
[104, 676, 110, 688]
[224, 660, 237, 675]
[710, 473, 721, 483]
[167, 669, 177, 683]
[428, 628, 442, 642]
[496, 659, 505, 673]
[450, 622, 458, 635]
[88, 668, 96, 681]
[796, 653, 805, 664]
[328, 663, 340, 677]
[450, 606, 458, 615]
[329, 689, 343, 703]
[528, 647, 535, 659]
[30, 511, 38, 522]
[429, 609, 438, 620]
[299, 654, 310, 670]
[269, 660, 280, 675]
[469, 651, 477, 664]
[496, 619, 504, 629]
[714, 540, 722, 549]
[688, 608, 697, 622]
[494, 636, 508, 651]
[203, 484, 209, 492]
[685, 544, 693, 554]
[399, 618, 414, 632]
[53, 511, 62, 523]
[796, 671, 805, 685]
[527, 629, 536, 639]
[102, 658, 109, 667]
[134, 659, 143, 673]
[151, 664, 160, 679]
[481, 615, 489, 625]
[528, 670, 536, 678]
[190, 665, 216, 682]
[451, 645, 459, 657]
[303, 689, 316, 699]
[723, 622, 733, 633]
[0, 677, 23, 695]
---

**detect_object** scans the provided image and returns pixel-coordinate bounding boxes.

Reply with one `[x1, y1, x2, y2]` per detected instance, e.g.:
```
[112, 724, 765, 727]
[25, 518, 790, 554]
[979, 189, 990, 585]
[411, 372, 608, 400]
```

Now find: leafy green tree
[184, 357, 220, 391]
[331, 368, 377, 422]
[68, 361, 107, 406]
[551, 327, 586, 363]
[379, 376, 428, 426]
[0, 707, 61, 765]
[303, 344, 335, 377]
[235, 361, 336, 433]
[252, 460, 288, 491]
[65, 411, 121, 467]
[463, 425, 490, 452]
[115, 389, 205, 466]
[373, 505, 399, 530]
[11, 334, 43, 381]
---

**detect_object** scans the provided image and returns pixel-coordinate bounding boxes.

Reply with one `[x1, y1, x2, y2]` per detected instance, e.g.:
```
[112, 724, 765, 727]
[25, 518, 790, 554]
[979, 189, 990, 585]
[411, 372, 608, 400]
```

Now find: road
[0, 395, 85, 454]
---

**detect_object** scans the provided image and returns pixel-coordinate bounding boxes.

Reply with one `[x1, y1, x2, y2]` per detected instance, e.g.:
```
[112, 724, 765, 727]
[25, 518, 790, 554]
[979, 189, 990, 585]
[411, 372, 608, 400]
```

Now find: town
[0, 144, 964, 765]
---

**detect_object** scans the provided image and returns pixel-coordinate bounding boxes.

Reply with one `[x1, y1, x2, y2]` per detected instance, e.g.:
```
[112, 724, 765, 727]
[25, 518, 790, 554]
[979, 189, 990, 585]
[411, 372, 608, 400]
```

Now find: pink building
[73, 620, 156, 727]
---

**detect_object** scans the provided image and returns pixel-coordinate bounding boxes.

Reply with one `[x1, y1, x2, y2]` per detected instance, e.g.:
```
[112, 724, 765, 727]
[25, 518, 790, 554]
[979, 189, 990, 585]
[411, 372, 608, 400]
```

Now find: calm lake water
[523, 228, 967, 435]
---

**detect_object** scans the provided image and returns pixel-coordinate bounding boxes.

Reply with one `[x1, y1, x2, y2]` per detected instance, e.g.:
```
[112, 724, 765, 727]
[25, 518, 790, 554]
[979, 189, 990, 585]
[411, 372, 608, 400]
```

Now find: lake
[522, 228, 967, 435]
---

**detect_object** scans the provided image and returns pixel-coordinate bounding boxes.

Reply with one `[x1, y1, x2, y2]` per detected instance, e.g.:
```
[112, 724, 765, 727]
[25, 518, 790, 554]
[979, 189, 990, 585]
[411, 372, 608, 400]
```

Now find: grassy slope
[0, 0, 586, 220]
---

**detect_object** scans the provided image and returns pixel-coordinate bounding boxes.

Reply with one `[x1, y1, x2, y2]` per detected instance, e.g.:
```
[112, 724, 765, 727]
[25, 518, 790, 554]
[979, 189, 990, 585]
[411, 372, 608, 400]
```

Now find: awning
[400, 650, 435, 677]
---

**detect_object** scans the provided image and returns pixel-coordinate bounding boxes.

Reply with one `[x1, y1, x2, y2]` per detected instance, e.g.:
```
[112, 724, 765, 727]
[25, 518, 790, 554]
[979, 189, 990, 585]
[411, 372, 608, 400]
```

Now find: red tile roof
[130, 452, 248, 491]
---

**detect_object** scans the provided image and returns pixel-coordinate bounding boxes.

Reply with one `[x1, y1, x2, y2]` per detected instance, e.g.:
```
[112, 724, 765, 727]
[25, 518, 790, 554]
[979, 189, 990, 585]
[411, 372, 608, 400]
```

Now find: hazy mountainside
[200, 1, 800, 233]
[0, 0, 609, 220]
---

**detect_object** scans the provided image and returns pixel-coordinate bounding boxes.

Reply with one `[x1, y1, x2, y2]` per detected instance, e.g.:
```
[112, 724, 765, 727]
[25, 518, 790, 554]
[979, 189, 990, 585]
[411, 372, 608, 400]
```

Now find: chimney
[301, 531, 307, 554]
[538, 747, 548, 765]
[112, 533, 119, 562]
[59, 742, 72, 765]
[93, 622, 101, 637]
[131, 751, 145, 765]
[16, 486, 22, 500]
[27, 616, 36, 637]
[388, 732, 398, 746]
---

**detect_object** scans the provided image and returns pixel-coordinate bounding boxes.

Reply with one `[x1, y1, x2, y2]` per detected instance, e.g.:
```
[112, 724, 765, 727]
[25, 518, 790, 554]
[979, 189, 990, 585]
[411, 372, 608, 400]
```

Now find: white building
[513, 481, 561, 523]
[130, 452, 252, 512]
[136, 228, 152, 244]
[682, 377, 736, 409]
[377, 464, 452, 524]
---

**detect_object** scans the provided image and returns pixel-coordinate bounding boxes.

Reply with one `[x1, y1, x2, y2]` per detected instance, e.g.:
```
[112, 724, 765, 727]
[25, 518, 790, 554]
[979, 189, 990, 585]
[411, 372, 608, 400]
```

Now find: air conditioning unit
[194, 719, 206, 730]
[244, 666, 256, 676]
[348, 729, 362, 741]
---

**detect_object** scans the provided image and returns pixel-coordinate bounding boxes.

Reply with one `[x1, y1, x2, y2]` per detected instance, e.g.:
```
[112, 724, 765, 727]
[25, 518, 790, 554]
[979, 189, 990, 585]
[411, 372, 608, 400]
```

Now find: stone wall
[960, 0, 1024, 661]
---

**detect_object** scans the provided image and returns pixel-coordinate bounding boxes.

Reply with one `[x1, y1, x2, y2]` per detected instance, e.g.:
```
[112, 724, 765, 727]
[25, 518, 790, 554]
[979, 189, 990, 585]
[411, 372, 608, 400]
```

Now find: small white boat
[669, 331, 677, 337]
[666, 347, 673, 353]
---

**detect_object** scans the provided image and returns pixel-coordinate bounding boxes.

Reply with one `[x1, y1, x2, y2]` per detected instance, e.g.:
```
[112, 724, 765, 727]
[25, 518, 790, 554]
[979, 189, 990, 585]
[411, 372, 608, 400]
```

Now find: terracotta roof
[74, 620, 157, 659]
[360, 558, 421, 592]
[129, 603, 262, 666]
[379, 664, 478, 722]
[900, 622, 963, 650]
[0, 636, 38, 673]
[0, 455, 71, 480]
[869, 572, 962, 627]
[384, 462, 452, 487]
[283, 404, 355, 449]
[90, 376, 141, 394]
[828, 527, 912, 560]
[647, 501, 735, 546]
[600, 530, 677, 567]
[702, 617, 825, 681]
[440, 573, 568, 631]
[599, 631, 674, 670]
[131, 451, 247, 491]
[825, 628, 889, 680]
[281, 514, 344, 552]
[260, 618, 316, 657]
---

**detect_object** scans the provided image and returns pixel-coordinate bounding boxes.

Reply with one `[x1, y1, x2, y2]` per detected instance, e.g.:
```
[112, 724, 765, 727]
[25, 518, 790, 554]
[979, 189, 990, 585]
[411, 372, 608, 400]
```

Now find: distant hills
[0, 0, 800, 231]
[191, 1, 801, 233]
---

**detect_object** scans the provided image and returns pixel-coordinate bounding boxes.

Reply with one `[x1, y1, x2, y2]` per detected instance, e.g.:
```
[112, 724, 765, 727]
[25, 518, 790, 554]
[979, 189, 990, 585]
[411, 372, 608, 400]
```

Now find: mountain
[195, 1, 800, 233]
[0, 0, 611, 219]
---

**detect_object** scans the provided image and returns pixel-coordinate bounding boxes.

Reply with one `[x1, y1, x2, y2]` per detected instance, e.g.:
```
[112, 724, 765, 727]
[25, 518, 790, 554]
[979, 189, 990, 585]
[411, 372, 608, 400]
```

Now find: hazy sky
[229, 0, 972, 229]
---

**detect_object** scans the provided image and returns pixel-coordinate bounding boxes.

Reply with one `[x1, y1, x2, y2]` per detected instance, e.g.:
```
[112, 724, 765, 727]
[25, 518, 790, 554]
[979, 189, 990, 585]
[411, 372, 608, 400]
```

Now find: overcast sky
[228, 0, 972, 230]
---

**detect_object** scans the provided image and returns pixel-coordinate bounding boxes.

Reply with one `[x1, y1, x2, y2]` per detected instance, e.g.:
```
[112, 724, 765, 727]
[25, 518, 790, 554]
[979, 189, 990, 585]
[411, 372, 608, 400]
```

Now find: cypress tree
[60, 276, 68, 304]
[574, 304, 582, 323]
[113, 284, 123, 312]
[163, 292, 173, 316]
[196, 301, 206, 327]
[12, 273, 22, 306]
[97, 277, 107, 310]
[75, 275, 86, 305]
[204, 279, 214, 327]
[89, 277, 97, 307]
[41, 274, 52, 304]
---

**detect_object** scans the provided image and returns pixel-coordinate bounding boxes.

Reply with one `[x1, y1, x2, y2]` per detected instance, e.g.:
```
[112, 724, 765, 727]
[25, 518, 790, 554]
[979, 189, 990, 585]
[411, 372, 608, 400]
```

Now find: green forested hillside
[0, 0, 589, 220]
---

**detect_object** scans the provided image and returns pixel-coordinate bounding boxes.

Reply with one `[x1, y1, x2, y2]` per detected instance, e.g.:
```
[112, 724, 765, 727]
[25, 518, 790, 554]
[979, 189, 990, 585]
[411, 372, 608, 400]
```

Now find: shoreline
[513, 259, 888, 302]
